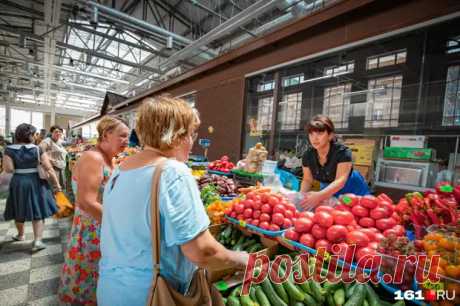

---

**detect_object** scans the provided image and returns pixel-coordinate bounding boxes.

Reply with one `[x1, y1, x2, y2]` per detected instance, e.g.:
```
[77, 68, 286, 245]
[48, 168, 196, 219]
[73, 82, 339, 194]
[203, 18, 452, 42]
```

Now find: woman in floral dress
[58, 116, 129, 305]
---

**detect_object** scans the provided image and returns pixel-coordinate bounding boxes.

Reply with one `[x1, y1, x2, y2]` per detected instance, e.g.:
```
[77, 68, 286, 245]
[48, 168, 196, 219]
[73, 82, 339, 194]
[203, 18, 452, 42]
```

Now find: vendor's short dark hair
[306, 115, 335, 134]
[15, 123, 37, 144]
[50, 125, 63, 133]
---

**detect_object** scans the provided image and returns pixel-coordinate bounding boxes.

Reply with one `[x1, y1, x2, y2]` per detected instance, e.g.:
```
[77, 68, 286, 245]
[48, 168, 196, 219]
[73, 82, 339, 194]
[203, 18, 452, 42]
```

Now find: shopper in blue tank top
[98, 95, 249, 306]
[300, 115, 370, 210]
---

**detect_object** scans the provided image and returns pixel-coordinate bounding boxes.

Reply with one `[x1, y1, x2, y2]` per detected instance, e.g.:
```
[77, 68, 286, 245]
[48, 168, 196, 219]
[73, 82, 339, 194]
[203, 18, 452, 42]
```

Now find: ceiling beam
[0, 100, 94, 117]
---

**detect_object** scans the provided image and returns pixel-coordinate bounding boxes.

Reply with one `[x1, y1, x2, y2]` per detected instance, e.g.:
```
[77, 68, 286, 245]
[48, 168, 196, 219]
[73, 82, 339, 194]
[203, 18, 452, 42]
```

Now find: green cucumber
[308, 281, 325, 303]
[261, 278, 288, 306]
[249, 286, 257, 303]
[232, 236, 246, 250]
[230, 285, 242, 297]
[326, 294, 335, 306]
[282, 279, 305, 302]
[293, 302, 305, 306]
[240, 239, 258, 250]
[302, 292, 317, 306]
[346, 283, 357, 299]
[223, 297, 227, 305]
[231, 228, 241, 245]
[380, 301, 393, 306]
[344, 284, 366, 306]
[297, 280, 312, 295]
[333, 288, 345, 306]
[240, 294, 254, 306]
[272, 282, 289, 304]
[255, 286, 270, 306]
[363, 300, 369, 306]
[246, 243, 263, 253]
[392, 302, 405, 306]
[364, 284, 381, 306]
[222, 225, 233, 240]
[227, 296, 241, 306]
[323, 281, 342, 294]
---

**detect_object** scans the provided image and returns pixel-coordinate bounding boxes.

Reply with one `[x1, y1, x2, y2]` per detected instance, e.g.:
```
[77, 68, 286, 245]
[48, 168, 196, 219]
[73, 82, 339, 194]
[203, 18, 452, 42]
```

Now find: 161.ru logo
[394, 290, 455, 302]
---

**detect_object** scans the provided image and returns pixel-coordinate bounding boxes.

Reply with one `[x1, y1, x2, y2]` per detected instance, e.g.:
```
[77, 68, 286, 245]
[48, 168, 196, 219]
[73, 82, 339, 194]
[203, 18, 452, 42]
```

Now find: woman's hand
[300, 191, 324, 210]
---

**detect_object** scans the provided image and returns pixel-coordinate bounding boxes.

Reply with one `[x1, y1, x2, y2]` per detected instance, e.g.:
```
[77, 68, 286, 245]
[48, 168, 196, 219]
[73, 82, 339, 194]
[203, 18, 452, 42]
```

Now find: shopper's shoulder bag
[147, 158, 224, 306]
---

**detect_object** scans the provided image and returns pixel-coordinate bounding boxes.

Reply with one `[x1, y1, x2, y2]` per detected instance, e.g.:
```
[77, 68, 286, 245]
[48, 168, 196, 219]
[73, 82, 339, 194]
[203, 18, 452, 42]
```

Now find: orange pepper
[445, 265, 460, 278]
[424, 240, 439, 251]
[439, 237, 456, 251]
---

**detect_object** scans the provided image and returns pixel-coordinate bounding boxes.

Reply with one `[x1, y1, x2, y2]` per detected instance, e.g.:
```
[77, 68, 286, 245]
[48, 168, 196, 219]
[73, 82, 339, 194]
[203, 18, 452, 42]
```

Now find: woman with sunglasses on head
[300, 115, 370, 210]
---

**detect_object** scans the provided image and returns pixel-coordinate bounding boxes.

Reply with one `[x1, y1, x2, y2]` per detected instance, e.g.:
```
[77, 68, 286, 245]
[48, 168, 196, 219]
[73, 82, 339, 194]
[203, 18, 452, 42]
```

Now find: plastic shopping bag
[54, 191, 74, 218]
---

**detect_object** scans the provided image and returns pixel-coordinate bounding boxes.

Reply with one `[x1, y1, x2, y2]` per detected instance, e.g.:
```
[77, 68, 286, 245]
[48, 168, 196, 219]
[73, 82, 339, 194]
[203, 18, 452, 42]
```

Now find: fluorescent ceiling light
[134, 79, 149, 87]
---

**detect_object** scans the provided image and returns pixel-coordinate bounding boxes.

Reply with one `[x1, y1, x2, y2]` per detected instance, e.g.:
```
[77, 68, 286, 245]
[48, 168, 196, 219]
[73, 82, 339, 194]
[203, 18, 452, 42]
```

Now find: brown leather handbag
[146, 159, 224, 306]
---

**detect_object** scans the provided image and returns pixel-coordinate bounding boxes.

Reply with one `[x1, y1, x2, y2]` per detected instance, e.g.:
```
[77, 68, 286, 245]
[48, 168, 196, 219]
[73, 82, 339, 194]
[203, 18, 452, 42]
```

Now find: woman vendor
[300, 115, 369, 210]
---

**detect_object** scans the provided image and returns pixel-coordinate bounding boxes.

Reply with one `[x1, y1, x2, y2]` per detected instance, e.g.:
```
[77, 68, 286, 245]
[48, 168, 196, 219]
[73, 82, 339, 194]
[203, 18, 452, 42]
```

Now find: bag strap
[150, 157, 168, 277]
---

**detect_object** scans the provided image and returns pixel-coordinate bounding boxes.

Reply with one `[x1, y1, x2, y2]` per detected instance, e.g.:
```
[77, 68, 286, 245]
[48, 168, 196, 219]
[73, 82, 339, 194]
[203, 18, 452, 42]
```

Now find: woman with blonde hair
[97, 95, 248, 305]
[58, 116, 129, 305]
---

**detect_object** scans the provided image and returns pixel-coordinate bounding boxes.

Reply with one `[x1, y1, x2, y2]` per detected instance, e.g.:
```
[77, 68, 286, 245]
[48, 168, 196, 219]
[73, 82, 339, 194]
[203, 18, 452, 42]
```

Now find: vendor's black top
[302, 142, 352, 183]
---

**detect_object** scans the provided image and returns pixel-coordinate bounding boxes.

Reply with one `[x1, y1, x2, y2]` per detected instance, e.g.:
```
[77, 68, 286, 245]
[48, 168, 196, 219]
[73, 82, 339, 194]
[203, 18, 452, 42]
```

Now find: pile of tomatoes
[224, 190, 298, 232]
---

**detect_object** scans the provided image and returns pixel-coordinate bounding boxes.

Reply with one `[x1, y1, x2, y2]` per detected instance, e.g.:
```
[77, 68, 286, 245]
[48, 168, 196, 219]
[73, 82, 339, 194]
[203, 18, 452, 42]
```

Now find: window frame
[366, 49, 407, 70]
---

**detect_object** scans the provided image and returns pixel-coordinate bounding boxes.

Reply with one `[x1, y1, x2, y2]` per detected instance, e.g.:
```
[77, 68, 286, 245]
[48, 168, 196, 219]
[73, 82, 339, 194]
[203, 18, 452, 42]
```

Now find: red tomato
[234, 203, 245, 214]
[391, 212, 402, 224]
[359, 228, 377, 241]
[251, 219, 260, 227]
[230, 211, 237, 218]
[299, 211, 315, 219]
[284, 210, 294, 219]
[294, 217, 313, 233]
[358, 217, 375, 228]
[246, 191, 256, 200]
[332, 210, 355, 226]
[269, 224, 280, 231]
[368, 241, 379, 250]
[268, 196, 280, 206]
[299, 233, 315, 248]
[351, 205, 369, 218]
[285, 229, 299, 241]
[253, 195, 262, 203]
[252, 210, 261, 219]
[346, 230, 370, 248]
[377, 201, 394, 217]
[236, 214, 244, 220]
[370, 207, 387, 220]
[331, 242, 354, 262]
[282, 218, 292, 229]
[346, 225, 357, 232]
[224, 208, 232, 215]
[243, 208, 253, 218]
[313, 211, 334, 228]
[383, 228, 398, 237]
[376, 218, 397, 231]
[261, 194, 270, 203]
[261, 204, 272, 214]
[273, 204, 286, 215]
[252, 201, 262, 210]
[315, 239, 331, 252]
[315, 205, 335, 214]
[311, 224, 326, 240]
[360, 195, 378, 209]
[259, 221, 270, 230]
[245, 218, 253, 224]
[244, 199, 254, 209]
[392, 225, 406, 236]
[374, 233, 385, 242]
[260, 213, 271, 222]
[326, 225, 348, 243]
[355, 247, 377, 262]
[272, 213, 285, 226]
[284, 204, 297, 214]
[291, 217, 297, 224]
[335, 204, 352, 212]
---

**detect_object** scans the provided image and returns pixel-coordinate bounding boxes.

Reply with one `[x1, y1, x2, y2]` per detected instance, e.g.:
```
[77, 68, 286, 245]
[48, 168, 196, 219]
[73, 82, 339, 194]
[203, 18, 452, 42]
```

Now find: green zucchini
[272, 282, 289, 304]
[232, 236, 246, 250]
[346, 283, 357, 299]
[308, 281, 325, 303]
[230, 285, 242, 297]
[364, 284, 381, 306]
[333, 288, 345, 306]
[344, 284, 366, 306]
[363, 300, 369, 306]
[222, 224, 233, 239]
[255, 286, 270, 306]
[240, 239, 258, 250]
[240, 294, 254, 306]
[302, 292, 317, 306]
[261, 278, 288, 306]
[231, 228, 241, 245]
[227, 296, 241, 306]
[323, 281, 342, 294]
[297, 280, 312, 295]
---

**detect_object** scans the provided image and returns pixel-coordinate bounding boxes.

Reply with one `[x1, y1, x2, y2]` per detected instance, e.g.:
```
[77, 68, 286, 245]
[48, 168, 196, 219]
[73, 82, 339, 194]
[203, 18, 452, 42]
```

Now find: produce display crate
[207, 169, 233, 177]
[383, 147, 433, 161]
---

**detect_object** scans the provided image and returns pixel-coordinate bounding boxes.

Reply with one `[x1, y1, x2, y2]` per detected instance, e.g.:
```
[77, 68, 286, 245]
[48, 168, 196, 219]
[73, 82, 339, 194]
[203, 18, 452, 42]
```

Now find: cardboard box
[344, 139, 376, 167]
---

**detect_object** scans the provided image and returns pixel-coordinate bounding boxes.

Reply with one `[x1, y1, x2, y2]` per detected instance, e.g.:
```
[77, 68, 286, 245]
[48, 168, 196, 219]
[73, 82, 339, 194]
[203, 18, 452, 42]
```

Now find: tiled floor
[0, 199, 73, 306]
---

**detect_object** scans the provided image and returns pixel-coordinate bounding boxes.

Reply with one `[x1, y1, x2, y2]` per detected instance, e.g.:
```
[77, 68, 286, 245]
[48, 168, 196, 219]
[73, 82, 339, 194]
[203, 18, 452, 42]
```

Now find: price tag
[239, 220, 246, 228]
[324, 252, 331, 261]
[214, 280, 229, 291]
[342, 196, 352, 205]
[422, 279, 444, 291]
